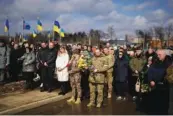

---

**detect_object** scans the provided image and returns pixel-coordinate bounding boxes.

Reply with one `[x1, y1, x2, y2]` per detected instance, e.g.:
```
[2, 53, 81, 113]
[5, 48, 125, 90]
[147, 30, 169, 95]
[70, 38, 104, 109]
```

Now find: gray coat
[0, 46, 10, 69]
[20, 52, 36, 72]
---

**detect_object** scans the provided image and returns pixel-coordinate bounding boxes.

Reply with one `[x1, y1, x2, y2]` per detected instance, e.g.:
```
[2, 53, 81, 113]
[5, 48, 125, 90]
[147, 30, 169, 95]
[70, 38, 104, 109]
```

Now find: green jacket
[129, 57, 146, 76]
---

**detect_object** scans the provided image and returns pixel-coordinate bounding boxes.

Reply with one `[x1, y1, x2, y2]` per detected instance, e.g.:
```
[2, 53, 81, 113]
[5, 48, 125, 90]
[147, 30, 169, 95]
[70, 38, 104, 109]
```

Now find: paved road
[17, 94, 141, 115]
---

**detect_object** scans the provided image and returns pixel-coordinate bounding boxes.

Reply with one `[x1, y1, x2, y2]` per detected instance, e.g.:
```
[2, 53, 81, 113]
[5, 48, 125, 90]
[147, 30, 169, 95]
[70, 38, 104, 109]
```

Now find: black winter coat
[10, 49, 21, 72]
[45, 48, 57, 68]
[114, 56, 129, 82]
[148, 56, 172, 83]
[37, 48, 48, 67]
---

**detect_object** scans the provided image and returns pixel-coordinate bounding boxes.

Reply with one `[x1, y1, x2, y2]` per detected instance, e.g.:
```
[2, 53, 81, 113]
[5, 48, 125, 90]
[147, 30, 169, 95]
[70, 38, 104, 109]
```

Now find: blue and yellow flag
[53, 20, 60, 33]
[60, 28, 65, 37]
[37, 18, 43, 31]
[33, 30, 37, 38]
[23, 20, 31, 30]
[4, 19, 9, 32]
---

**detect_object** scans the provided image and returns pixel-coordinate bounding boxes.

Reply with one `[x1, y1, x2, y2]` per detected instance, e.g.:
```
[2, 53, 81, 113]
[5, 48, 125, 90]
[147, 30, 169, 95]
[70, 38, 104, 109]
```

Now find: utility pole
[89, 34, 91, 46]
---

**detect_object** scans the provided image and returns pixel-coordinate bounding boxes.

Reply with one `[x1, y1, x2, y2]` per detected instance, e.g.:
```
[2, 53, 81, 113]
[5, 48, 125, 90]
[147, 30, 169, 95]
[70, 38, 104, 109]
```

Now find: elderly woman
[56, 46, 69, 95]
[18, 47, 36, 90]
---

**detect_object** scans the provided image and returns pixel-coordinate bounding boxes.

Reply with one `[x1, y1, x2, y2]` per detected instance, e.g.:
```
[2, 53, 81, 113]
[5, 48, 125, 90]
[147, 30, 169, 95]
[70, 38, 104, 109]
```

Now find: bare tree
[165, 24, 173, 38]
[107, 25, 115, 40]
[136, 29, 144, 47]
[154, 26, 165, 41]
[165, 24, 173, 46]
[135, 29, 152, 48]
[136, 30, 145, 38]
[89, 29, 102, 45]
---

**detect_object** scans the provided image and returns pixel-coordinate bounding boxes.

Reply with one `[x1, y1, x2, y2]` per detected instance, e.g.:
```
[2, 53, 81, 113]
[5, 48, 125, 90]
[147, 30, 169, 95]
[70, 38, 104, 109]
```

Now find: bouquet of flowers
[78, 55, 88, 69]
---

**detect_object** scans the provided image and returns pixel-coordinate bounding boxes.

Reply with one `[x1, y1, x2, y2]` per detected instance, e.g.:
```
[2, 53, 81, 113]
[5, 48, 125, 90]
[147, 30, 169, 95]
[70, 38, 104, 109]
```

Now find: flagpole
[59, 35, 61, 45]
[7, 17, 10, 39]
[7, 30, 9, 37]
[22, 17, 24, 42]
[52, 28, 54, 43]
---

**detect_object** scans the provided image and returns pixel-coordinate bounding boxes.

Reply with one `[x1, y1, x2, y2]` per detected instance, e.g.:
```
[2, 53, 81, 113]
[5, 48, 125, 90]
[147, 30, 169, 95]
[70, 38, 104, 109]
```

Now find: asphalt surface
[17, 94, 141, 115]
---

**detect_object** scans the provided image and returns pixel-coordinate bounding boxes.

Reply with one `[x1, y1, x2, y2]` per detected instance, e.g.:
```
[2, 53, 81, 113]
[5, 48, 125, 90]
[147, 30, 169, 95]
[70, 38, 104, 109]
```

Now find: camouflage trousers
[70, 73, 81, 98]
[89, 83, 104, 105]
[107, 72, 113, 95]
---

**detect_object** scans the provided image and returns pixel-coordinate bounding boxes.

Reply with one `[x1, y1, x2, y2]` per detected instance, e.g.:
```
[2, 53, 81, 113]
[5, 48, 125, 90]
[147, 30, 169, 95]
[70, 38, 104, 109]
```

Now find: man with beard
[148, 49, 172, 114]
[0, 39, 10, 84]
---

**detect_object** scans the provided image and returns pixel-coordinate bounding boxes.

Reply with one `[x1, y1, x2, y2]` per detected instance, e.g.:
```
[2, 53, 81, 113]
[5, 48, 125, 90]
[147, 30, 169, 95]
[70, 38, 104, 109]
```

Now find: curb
[0, 92, 71, 115]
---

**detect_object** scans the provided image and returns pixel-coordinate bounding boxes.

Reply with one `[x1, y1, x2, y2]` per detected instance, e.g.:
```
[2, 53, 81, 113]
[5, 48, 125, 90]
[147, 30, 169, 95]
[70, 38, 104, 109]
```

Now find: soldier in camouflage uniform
[67, 49, 81, 104]
[87, 49, 108, 108]
[103, 47, 115, 98]
[166, 64, 173, 114]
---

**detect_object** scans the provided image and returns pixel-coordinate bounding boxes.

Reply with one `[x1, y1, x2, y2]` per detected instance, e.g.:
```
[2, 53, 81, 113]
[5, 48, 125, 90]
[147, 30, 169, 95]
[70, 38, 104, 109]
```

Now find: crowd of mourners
[0, 39, 173, 114]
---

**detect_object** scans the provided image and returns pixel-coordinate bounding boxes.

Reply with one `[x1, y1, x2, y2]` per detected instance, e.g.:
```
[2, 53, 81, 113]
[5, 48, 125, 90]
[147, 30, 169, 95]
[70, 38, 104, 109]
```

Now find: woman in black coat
[114, 51, 129, 100]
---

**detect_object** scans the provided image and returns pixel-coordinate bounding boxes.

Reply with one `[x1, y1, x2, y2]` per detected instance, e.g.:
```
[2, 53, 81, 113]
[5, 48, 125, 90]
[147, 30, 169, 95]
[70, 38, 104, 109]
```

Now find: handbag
[135, 78, 140, 92]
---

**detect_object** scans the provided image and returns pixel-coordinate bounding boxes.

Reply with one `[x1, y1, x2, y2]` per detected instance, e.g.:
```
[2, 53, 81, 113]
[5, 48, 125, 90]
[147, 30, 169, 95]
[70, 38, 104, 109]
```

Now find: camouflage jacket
[69, 54, 80, 74]
[166, 64, 173, 84]
[89, 55, 108, 84]
[105, 54, 115, 73]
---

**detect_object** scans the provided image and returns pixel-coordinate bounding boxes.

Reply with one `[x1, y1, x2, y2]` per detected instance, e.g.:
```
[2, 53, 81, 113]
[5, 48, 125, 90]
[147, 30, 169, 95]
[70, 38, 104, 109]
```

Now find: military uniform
[87, 54, 108, 108]
[166, 64, 173, 114]
[105, 54, 115, 98]
[67, 54, 81, 104]
[166, 64, 173, 84]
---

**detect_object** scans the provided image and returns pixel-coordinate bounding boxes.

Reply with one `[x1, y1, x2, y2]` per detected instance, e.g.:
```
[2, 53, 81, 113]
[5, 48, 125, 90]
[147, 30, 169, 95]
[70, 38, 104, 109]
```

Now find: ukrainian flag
[23, 20, 31, 30]
[37, 18, 43, 31]
[60, 28, 65, 37]
[33, 30, 37, 38]
[53, 20, 60, 33]
[4, 19, 9, 32]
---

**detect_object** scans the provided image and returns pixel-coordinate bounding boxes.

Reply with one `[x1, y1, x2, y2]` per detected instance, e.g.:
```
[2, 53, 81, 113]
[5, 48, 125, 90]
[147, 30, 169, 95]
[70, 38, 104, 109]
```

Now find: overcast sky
[0, 0, 173, 39]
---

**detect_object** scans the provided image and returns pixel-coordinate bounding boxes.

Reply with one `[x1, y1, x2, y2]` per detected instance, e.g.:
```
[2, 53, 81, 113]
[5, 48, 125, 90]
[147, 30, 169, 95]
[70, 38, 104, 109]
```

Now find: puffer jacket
[21, 52, 36, 72]
[0, 46, 10, 69]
